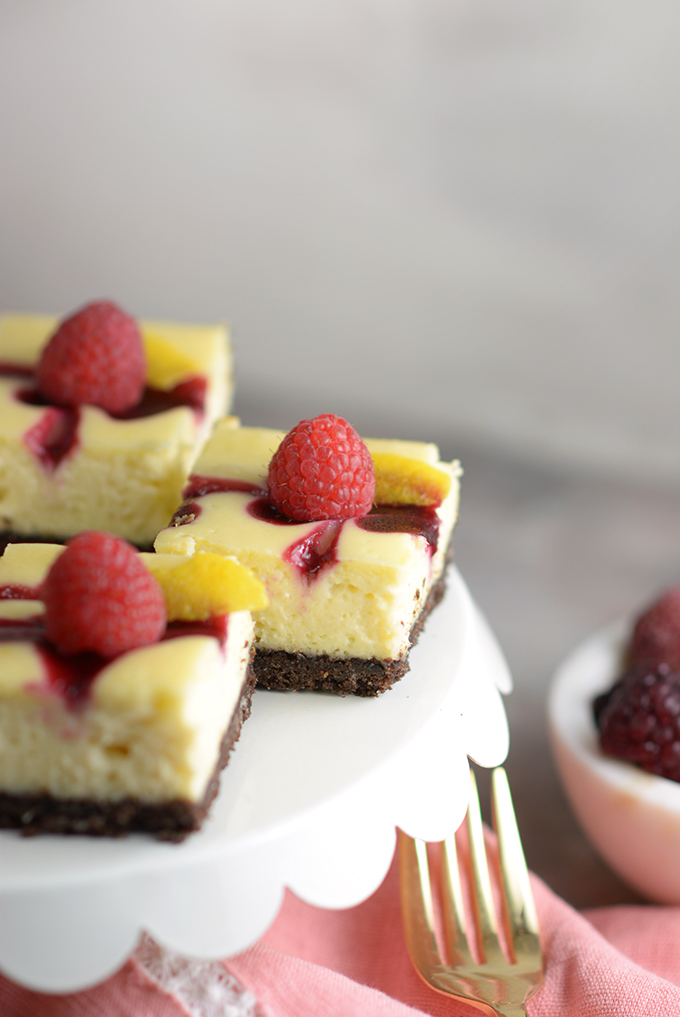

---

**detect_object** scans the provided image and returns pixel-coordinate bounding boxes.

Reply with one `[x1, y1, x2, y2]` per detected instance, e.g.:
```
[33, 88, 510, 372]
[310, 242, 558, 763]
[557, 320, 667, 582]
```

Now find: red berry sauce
[244, 497, 338, 580]
[34, 646, 108, 708]
[285, 522, 342, 580]
[168, 477, 444, 584]
[117, 376, 208, 420]
[357, 505, 440, 556]
[0, 614, 229, 710]
[247, 496, 297, 525]
[162, 614, 229, 644]
[0, 612, 45, 642]
[183, 475, 265, 500]
[0, 362, 33, 379]
[170, 501, 203, 527]
[0, 613, 102, 708]
[23, 406, 80, 471]
[0, 364, 208, 473]
[246, 494, 439, 580]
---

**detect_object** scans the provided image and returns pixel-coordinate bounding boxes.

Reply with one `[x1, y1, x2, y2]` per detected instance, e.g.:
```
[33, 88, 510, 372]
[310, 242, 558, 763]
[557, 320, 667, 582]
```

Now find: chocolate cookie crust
[0, 658, 257, 842]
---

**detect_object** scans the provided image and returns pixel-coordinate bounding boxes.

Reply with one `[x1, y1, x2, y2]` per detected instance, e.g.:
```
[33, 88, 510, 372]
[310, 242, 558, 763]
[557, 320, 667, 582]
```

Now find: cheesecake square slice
[155, 416, 461, 696]
[0, 307, 233, 546]
[0, 542, 260, 840]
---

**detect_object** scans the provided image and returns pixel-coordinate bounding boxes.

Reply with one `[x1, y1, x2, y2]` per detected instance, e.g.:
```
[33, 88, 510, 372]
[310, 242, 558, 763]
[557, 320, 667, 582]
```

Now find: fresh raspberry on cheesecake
[42, 531, 166, 657]
[36, 300, 147, 413]
[268, 413, 375, 521]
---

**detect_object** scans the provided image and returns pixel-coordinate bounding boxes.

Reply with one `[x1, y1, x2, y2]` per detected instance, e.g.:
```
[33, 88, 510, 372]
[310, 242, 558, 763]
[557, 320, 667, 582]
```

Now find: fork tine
[466, 768, 506, 965]
[397, 830, 442, 978]
[440, 828, 474, 966]
[491, 768, 541, 962]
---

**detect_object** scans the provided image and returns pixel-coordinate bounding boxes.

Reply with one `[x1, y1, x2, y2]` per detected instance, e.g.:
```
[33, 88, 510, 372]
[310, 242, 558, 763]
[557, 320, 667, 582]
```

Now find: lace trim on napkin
[134, 932, 263, 1017]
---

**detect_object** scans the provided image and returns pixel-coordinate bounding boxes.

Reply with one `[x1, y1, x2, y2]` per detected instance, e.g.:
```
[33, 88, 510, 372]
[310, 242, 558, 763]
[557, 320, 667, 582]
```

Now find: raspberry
[42, 532, 166, 658]
[267, 414, 375, 522]
[629, 587, 680, 670]
[36, 300, 146, 413]
[596, 662, 680, 782]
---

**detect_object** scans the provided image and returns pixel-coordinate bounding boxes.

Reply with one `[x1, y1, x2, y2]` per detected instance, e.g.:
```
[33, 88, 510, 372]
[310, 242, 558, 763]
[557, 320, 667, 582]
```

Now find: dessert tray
[0, 568, 511, 992]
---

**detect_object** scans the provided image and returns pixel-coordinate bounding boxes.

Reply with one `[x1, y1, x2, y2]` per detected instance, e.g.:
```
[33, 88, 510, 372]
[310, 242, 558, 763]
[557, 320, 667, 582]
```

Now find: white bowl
[548, 620, 680, 904]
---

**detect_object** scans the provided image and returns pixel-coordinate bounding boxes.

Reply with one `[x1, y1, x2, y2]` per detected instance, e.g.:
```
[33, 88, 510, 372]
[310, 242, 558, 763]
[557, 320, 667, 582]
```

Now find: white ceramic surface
[549, 620, 680, 904]
[0, 568, 511, 992]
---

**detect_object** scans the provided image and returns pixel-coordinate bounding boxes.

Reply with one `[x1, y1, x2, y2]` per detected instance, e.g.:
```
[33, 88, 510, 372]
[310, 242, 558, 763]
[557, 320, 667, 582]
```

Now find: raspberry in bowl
[549, 587, 680, 903]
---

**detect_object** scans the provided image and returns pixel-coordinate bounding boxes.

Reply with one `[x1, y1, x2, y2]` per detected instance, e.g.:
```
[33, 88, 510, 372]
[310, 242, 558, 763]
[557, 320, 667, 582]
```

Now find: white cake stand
[0, 568, 511, 993]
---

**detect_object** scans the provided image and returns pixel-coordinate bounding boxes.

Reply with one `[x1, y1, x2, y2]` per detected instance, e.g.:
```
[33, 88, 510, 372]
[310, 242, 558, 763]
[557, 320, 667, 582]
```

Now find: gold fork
[398, 767, 543, 1017]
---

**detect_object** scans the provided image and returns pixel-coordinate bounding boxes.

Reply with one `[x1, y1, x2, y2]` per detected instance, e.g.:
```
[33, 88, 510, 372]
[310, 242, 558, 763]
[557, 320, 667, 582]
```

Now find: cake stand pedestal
[0, 568, 511, 992]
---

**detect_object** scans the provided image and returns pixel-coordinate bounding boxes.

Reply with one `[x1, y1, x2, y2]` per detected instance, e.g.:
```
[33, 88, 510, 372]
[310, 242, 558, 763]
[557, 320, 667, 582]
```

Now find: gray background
[1, 0, 679, 905]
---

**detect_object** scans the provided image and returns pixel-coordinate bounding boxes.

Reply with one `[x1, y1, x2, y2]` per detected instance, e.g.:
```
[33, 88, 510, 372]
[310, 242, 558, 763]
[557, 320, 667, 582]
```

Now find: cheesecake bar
[155, 416, 461, 696]
[0, 306, 232, 546]
[0, 541, 264, 840]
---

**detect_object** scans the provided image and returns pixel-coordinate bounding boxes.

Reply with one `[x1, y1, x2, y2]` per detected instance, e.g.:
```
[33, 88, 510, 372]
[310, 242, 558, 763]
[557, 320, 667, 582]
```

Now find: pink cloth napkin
[2, 852, 680, 1016]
